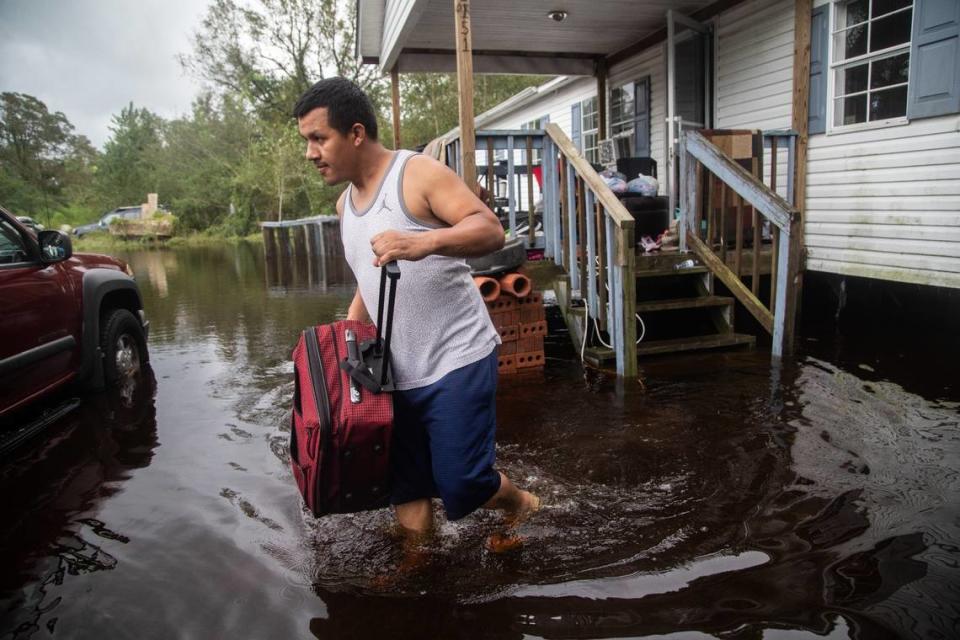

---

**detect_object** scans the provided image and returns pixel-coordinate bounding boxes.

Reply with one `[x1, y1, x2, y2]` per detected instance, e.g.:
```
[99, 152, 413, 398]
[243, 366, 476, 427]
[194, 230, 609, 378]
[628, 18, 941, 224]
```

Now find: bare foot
[486, 491, 541, 553]
[504, 491, 541, 527]
[371, 528, 432, 589]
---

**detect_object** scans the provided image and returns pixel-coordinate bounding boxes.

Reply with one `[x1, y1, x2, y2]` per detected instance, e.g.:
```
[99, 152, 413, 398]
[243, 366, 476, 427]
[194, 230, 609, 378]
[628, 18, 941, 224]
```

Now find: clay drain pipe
[499, 272, 532, 298]
[473, 276, 501, 302]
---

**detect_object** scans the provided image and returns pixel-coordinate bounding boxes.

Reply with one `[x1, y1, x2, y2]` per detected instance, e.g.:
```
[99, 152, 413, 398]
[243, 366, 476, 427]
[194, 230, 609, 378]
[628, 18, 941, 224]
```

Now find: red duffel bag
[290, 263, 400, 516]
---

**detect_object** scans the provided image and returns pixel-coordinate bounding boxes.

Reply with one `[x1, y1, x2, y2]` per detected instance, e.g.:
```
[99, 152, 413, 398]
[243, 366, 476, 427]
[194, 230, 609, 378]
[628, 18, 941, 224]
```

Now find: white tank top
[340, 150, 500, 390]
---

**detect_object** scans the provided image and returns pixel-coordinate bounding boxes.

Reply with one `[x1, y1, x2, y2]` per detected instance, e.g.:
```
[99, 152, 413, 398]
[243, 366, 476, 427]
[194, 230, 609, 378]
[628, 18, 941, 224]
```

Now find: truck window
[0, 219, 31, 265]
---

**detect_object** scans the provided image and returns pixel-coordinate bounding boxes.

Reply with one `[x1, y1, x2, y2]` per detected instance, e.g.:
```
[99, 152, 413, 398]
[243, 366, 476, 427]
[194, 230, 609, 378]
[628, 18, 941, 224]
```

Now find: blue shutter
[907, 0, 960, 119]
[571, 103, 582, 151]
[808, 5, 828, 135]
[634, 76, 651, 157]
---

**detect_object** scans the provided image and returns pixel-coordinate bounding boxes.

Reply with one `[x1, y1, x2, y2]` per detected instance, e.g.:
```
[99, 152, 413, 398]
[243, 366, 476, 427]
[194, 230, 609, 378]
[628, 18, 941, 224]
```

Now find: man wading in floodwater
[294, 77, 540, 551]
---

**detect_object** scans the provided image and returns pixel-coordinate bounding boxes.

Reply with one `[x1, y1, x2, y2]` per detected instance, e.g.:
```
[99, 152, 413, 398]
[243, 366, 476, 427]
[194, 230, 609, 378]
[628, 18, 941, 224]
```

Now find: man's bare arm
[370, 156, 504, 266]
[346, 288, 370, 322]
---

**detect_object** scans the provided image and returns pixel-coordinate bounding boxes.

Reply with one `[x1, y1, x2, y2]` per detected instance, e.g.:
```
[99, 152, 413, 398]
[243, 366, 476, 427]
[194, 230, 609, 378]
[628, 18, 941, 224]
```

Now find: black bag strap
[338, 262, 400, 394]
[375, 261, 400, 386]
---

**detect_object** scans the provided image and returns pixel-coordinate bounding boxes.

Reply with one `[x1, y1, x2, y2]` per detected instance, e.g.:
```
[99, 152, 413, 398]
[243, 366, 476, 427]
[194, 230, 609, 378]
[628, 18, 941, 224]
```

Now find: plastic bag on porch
[626, 174, 659, 197]
[600, 169, 627, 193]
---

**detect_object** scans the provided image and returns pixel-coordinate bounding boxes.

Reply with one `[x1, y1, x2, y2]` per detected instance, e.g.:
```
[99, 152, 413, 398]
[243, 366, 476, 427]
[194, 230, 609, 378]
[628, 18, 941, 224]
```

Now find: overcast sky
[0, 0, 211, 149]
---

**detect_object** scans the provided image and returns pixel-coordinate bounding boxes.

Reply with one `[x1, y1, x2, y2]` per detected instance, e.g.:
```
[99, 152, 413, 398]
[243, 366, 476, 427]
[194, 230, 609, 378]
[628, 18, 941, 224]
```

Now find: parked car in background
[72, 206, 144, 237]
[15, 217, 44, 234]
[0, 205, 150, 423]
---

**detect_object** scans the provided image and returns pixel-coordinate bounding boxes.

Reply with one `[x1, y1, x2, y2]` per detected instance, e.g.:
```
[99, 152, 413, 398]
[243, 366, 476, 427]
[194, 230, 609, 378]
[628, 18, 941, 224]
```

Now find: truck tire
[100, 308, 146, 385]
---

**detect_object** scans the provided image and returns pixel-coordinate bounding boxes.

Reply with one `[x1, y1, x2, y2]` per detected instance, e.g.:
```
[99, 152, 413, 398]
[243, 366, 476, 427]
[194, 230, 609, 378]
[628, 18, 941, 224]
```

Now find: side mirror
[38, 230, 73, 263]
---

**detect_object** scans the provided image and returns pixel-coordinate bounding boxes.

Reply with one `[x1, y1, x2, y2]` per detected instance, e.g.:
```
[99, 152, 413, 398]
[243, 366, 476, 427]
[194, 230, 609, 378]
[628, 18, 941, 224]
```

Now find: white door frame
[666, 9, 711, 219]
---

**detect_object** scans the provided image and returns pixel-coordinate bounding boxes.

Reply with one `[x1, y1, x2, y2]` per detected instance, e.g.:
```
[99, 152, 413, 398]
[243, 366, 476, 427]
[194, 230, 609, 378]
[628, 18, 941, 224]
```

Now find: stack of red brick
[487, 291, 546, 375]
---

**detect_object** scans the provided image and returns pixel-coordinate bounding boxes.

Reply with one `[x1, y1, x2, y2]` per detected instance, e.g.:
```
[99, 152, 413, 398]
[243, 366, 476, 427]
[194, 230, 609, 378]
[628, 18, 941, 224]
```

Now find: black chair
[616, 157, 657, 179]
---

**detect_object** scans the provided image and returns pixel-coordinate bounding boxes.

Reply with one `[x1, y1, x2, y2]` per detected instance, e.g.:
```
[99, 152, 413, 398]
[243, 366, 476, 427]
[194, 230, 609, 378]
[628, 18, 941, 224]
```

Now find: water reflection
[263, 240, 353, 292]
[0, 245, 957, 639]
[0, 370, 158, 637]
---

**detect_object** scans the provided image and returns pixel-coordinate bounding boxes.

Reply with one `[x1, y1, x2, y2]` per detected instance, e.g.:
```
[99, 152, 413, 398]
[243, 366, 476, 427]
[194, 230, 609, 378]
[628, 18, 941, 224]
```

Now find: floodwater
[1, 243, 958, 639]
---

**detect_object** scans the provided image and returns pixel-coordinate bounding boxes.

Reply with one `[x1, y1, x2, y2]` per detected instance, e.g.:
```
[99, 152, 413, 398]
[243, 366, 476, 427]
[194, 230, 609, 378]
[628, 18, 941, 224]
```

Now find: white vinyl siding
[805, 113, 960, 288]
[716, 0, 960, 289]
[715, 0, 796, 130]
[715, 0, 795, 200]
[381, 0, 425, 71]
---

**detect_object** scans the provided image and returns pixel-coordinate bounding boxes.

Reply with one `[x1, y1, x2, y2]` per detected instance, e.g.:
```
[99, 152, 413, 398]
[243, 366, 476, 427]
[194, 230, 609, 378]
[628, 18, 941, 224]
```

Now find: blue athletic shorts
[389, 348, 501, 521]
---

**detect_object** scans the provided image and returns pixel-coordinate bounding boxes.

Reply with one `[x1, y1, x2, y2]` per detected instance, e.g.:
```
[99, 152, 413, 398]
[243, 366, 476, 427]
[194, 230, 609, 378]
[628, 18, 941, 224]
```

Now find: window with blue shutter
[571, 103, 582, 151]
[809, 5, 828, 134]
[635, 77, 651, 157]
[907, 0, 960, 119]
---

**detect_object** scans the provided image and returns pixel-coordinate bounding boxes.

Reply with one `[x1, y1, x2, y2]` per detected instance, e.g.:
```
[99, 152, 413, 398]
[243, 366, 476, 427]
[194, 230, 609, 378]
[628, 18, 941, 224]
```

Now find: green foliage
[399, 74, 545, 148]
[0, 92, 98, 225]
[96, 103, 163, 208]
[1, 2, 548, 239]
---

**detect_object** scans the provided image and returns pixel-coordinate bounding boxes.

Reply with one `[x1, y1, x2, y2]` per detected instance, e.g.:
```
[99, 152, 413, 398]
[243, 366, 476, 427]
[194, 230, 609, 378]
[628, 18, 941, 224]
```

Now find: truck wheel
[100, 308, 146, 384]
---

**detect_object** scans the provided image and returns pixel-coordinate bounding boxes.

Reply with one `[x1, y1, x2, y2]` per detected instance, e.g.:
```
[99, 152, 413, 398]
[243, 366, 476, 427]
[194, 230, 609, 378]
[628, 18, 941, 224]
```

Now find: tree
[96, 103, 164, 208]
[179, 0, 386, 123]
[0, 92, 96, 221]
[398, 74, 547, 148]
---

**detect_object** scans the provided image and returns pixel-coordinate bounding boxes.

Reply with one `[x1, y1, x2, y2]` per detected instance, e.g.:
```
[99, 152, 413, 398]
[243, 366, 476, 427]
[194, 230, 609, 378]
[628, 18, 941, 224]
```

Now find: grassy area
[73, 232, 262, 253]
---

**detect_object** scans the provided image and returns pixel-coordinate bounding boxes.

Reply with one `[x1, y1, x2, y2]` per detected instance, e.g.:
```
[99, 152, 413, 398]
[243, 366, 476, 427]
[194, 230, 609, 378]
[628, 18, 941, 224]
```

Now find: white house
[360, 0, 960, 291]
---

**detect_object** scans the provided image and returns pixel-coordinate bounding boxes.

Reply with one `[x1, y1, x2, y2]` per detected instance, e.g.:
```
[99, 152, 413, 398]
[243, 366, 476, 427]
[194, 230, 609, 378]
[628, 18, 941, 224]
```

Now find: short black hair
[293, 77, 378, 141]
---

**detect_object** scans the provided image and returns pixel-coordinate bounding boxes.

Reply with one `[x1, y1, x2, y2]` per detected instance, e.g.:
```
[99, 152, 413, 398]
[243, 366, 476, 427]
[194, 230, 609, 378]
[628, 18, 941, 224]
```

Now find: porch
[359, 0, 814, 377]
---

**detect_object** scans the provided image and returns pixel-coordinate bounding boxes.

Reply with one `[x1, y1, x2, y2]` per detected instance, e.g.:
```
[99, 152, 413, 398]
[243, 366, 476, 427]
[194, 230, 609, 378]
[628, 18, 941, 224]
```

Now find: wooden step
[635, 265, 709, 278]
[582, 332, 755, 365]
[636, 332, 756, 356]
[634, 295, 733, 313]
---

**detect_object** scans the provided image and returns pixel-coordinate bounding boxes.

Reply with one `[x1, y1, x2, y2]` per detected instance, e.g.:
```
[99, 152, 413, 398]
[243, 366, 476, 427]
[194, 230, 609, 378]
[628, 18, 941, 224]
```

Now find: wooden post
[577, 177, 587, 292]
[526, 135, 535, 247]
[391, 67, 402, 150]
[789, 0, 812, 352]
[277, 226, 291, 258]
[596, 203, 607, 331]
[596, 58, 608, 141]
[261, 225, 276, 258]
[454, 0, 477, 187]
[485, 136, 495, 210]
[772, 218, 802, 357]
[734, 194, 744, 277]
[560, 159, 569, 270]
[620, 223, 637, 378]
[292, 223, 307, 258]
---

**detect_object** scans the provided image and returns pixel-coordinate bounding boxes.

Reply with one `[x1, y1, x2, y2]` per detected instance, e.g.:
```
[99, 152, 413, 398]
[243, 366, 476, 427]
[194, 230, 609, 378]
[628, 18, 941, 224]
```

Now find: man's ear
[352, 123, 365, 147]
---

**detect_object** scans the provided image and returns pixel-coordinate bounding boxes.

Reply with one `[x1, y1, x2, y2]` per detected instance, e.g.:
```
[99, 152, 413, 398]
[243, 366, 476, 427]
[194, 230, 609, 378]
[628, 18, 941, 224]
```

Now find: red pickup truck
[0, 206, 150, 423]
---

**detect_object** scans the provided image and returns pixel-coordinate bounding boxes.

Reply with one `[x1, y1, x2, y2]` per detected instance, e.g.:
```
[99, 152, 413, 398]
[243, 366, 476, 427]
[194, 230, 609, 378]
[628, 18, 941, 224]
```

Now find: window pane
[838, 63, 869, 95]
[871, 9, 912, 51]
[870, 85, 908, 120]
[837, 25, 868, 59]
[836, 94, 868, 125]
[843, 0, 869, 26]
[872, 0, 910, 18]
[0, 220, 29, 264]
[871, 52, 909, 88]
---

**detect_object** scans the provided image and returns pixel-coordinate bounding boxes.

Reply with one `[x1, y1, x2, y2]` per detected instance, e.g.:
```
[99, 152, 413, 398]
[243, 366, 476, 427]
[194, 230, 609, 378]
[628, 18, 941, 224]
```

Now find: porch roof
[358, 0, 721, 76]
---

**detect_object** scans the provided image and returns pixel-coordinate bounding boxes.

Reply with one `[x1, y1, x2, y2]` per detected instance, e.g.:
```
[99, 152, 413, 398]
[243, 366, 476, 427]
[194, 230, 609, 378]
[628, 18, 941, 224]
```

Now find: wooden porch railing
[679, 130, 801, 357]
[445, 125, 638, 377]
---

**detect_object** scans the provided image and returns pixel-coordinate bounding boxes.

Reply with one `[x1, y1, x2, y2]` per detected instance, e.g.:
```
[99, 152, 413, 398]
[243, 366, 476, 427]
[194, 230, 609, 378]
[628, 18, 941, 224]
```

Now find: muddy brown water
[1, 243, 958, 639]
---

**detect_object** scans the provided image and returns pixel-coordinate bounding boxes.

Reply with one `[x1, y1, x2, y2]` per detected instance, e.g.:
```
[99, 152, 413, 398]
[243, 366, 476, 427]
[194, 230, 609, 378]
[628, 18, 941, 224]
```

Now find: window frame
[609, 82, 636, 158]
[580, 96, 599, 164]
[0, 217, 36, 268]
[826, 0, 915, 134]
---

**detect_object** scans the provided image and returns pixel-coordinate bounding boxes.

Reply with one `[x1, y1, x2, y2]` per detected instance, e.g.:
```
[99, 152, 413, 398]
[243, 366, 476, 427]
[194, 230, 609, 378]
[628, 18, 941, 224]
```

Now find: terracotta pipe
[473, 275, 501, 302]
[498, 272, 532, 298]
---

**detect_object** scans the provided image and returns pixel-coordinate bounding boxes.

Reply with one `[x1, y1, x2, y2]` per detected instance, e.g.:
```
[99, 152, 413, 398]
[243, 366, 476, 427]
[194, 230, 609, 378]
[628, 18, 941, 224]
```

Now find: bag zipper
[304, 328, 331, 513]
